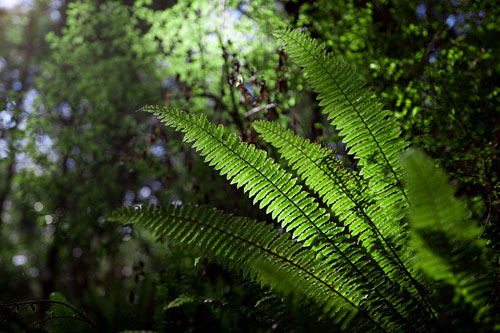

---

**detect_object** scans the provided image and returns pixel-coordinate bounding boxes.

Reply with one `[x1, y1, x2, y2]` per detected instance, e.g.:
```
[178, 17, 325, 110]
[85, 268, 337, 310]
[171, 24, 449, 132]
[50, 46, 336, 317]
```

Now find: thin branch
[27, 315, 96, 331]
[244, 104, 276, 118]
[0, 300, 103, 333]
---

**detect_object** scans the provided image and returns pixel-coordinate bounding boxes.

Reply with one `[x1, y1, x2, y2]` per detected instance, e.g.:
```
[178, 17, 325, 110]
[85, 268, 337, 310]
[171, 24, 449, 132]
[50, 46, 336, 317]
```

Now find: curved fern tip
[140, 105, 156, 113]
[273, 28, 305, 43]
[272, 28, 288, 39]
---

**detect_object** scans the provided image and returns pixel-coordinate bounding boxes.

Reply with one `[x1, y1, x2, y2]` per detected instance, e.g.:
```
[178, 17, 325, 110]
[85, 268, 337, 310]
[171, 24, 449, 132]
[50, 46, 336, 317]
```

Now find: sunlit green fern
[109, 29, 498, 331]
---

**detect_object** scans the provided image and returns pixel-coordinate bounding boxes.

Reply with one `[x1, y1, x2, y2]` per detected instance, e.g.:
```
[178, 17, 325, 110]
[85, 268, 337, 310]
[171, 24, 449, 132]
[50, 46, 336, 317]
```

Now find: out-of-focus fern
[401, 149, 495, 319]
[109, 30, 498, 331]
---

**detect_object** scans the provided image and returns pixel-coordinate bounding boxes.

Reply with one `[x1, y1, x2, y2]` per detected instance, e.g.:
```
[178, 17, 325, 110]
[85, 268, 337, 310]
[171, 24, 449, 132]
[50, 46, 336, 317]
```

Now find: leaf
[401, 149, 493, 312]
[166, 295, 196, 310]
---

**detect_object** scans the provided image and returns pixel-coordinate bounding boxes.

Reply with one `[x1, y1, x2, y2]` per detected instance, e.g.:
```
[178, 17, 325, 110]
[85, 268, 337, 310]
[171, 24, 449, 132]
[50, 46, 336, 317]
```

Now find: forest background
[0, 0, 498, 331]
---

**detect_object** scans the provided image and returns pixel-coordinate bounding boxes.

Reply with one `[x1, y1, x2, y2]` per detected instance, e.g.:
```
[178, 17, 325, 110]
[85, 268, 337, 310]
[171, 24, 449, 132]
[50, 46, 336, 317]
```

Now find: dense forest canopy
[0, 0, 498, 331]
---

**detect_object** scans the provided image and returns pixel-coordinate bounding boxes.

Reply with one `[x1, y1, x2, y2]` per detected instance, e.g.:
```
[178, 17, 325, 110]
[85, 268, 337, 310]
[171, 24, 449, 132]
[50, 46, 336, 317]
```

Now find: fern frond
[141, 106, 420, 330]
[401, 149, 494, 313]
[108, 205, 384, 331]
[274, 29, 408, 241]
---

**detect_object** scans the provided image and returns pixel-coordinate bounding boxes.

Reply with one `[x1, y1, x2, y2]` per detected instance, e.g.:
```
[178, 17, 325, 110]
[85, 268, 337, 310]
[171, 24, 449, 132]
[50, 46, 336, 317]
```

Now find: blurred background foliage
[0, 0, 498, 331]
